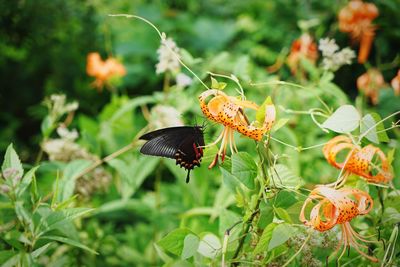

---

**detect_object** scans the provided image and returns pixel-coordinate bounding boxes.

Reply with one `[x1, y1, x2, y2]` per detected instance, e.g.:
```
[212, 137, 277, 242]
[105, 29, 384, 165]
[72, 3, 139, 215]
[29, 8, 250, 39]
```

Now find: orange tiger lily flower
[199, 89, 275, 168]
[323, 135, 393, 184]
[357, 69, 385, 105]
[391, 70, 400, 96]
[287, 33, 318, 74]
[86, 52, 126, 91]
[338, 0, 378, 63]
[300, 186, 377, 262]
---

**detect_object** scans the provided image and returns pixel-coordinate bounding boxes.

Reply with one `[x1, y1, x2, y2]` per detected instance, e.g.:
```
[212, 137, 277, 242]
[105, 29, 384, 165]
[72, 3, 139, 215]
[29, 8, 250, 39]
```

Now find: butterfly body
[139, 126, 205, 183]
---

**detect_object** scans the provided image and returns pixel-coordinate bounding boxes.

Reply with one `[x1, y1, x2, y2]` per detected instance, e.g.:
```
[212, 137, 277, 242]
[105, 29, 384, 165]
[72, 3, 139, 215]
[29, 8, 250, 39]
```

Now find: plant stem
[282, 232, 311, 267]
[72, 127, 148, 181]
[231, 205, 260, 265]
[73, 142, 135, 181]
[231, 139, 270, 265]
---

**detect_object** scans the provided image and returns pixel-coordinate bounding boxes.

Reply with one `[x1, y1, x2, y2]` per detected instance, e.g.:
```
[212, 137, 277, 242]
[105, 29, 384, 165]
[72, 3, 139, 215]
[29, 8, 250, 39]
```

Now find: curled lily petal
[199, 89, 275, 168]
[300, 186, 377, 262]
[323, 135, 393, 184]
[322, 135, 354, 169]
[199, 89, 276, 141]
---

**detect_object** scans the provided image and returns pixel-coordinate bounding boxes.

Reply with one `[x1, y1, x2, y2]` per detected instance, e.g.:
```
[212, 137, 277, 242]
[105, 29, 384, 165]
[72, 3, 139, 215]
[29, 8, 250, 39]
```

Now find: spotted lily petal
[323, 135, 393, 183]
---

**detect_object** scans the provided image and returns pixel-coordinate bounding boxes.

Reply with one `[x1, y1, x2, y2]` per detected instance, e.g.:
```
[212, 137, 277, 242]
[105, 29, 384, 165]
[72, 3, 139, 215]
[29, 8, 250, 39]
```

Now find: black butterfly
[139, 126, 205, 183]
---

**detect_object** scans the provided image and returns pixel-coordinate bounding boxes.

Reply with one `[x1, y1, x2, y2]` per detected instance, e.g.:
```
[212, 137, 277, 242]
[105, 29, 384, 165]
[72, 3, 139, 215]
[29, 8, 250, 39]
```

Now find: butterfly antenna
[186, 169, 191, 183]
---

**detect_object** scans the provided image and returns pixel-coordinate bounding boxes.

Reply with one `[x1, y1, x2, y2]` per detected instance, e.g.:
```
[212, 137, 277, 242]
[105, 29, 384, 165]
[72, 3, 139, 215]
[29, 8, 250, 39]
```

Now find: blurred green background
[1, 1, 399, 266]
[1, 0, 399, 159]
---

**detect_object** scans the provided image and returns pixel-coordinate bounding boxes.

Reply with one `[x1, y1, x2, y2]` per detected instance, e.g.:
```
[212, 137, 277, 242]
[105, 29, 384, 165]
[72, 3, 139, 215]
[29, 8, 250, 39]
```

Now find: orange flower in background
[86, 52, 126, 91]
[287, 33, 318, 74]
[199, 89, 275, 168]
[323, 135, 393, 184]
[338, 0, 378, 63]
[357, 69, 385, 105]
[300, 186, 377, 262]
[390, 70, 400, 96]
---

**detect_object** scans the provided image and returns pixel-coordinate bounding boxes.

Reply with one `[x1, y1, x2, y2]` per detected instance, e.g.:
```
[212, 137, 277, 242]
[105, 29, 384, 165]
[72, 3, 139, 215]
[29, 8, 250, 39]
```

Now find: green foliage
[1, 1, 400, 266]
[0, 145, 96, 266]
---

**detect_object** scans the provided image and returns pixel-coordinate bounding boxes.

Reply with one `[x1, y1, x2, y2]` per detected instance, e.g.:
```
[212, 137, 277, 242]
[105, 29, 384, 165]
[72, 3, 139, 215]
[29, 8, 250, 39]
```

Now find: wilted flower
[176, 73, 192, 88]
[148, 105, 184, 129]
[319, 38, 356, 71]
[338, 0, 379, 63]
[199, 89, 275, 168]
[287, 33, 319, 74]
[390, 70, 400, 96]
[42, 129, 112, 199]
[156, 38, 181, 74]
[323, 135, 393, 184]
[300, 186, 377, 262]
[357, 69, 386, 104]
[86, 52, 126, 91]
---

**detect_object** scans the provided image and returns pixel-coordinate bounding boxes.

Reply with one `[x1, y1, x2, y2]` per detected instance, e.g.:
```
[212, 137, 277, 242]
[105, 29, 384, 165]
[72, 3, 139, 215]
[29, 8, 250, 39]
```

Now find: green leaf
[270, 164, 303, 189]
[211, 77, 219, 89]
[108, 157, 159, 199]
[38, 208, 94, 236]
[153, 243, 172, 264]
[197, 233, 221, 259]
[0, 251, 17, 265]
[231, 152, 257, 190]
[387, 149, 395, 165]
[360, 114, 379, 143]
[268, 223, 297, 251]
[274, 207, 293, 223]
[158, 228, 192, 256]
[272, 118, 289, 132]
[256, 96, 273, 125]
[360, 113, 389, 144]
[16, 166, 39, 198]
[253, 223, 277, 255]
[181, 234, 200, 260]
[31, 242, 53, 258]
[210, 77, 226, 90]
[322, 105, 360, 133]
[220, 167, 241, 193]
[2, 144, 23, 178]
[258, 204, 274, 229]
[219, 209, 241, 237]
[1, 252, 20, 267]
[60, 159, 92, 202]
[41, 115, 54, 138]
[40, 235, 98, 254]
[15, 201, 34, 234]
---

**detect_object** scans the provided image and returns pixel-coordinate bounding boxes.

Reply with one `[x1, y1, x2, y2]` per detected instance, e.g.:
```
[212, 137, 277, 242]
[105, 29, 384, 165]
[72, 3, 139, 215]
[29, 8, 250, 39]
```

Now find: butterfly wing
[139, 126, 202, 159]
[140, 126, 205, 183]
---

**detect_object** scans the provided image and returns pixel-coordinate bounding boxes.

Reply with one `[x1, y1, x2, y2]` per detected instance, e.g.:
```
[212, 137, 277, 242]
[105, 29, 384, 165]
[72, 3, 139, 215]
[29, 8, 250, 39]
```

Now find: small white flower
[150, 105, 183, 129]
[318, 38, 339, 57]
[64, 101, 79, 113]
[47, 94, 79, 119]
[335, 48, 356, 65]
[176, 73, 192, 88]
[155, 38, 181, 74]
[318, 38, 355, 71]
[57, 126, 79, 140]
